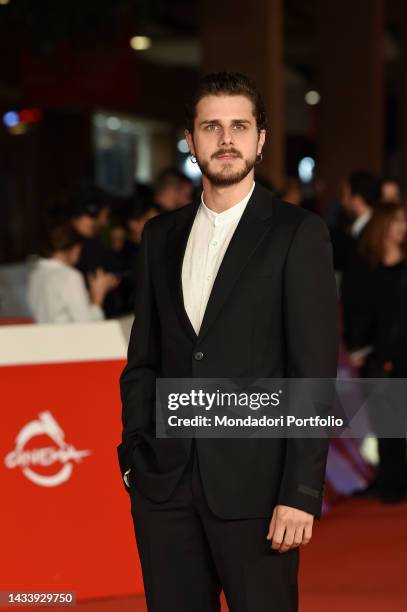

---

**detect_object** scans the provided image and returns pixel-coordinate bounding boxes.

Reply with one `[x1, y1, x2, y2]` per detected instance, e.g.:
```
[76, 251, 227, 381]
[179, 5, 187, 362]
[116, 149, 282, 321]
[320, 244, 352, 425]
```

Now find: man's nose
[219, 127, 234, 146]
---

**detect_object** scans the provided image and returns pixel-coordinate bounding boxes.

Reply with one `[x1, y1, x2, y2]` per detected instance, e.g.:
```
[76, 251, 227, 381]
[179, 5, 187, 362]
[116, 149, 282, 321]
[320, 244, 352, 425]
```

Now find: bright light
[0, 0, 11, 6]
[298, 157, 315, 183]
[360, 434, 379, 465]
[130, 36, 152, 51]
[106, 116, 122, 131]
[3, 111, 19, 128]
[183, 157, 202, 182]
[177, 139, 189, 154]
[305, 90, 320, 106]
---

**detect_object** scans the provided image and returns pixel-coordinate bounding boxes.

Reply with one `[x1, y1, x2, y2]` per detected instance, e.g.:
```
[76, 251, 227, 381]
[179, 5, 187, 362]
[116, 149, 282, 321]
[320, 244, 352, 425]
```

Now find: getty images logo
[4, 411, 91, 487]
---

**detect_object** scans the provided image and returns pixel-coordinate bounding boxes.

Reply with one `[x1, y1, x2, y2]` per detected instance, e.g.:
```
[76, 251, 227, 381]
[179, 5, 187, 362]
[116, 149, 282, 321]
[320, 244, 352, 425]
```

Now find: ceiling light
[305, 90, 320, 106]
[130, 36, 152, 51]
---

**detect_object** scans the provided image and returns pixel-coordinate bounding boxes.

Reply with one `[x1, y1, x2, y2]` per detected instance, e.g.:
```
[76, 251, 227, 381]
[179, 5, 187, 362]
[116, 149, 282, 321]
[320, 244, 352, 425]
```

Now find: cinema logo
[4, 411, 91, 487]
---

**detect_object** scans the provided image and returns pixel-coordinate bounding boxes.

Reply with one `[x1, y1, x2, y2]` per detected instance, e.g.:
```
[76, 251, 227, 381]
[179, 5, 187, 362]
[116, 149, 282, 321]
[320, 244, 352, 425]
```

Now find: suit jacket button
[193, 351, 204, 361]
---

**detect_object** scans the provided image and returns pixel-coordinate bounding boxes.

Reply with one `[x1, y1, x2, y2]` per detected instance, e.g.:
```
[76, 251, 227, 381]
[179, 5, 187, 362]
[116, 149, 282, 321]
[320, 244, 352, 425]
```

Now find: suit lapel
[166, 202, 200, 343]
[165, 184, 275, 345]
[197, 185, 274, 342]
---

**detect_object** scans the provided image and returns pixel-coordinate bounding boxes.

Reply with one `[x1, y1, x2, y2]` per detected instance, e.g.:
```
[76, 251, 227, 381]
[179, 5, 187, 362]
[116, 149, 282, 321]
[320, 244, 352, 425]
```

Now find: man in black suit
[332, 171, 380, 359]
[118, 72, 338, 612]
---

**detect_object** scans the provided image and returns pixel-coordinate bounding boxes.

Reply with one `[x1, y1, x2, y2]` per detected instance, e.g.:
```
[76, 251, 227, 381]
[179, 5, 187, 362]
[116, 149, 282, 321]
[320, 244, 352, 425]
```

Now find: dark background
[0, 0, 405, 261]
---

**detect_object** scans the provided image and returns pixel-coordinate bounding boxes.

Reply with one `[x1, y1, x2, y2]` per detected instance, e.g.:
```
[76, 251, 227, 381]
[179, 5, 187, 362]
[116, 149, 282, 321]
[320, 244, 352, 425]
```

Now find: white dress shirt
[181, 182, 255, 335]
[123, 182, 255, 489]
[28, 258, 104, 324]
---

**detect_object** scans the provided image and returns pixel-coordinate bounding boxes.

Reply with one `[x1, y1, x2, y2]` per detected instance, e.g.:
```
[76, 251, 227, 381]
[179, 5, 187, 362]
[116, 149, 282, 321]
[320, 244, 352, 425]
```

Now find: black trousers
[129, 444, 299, 612]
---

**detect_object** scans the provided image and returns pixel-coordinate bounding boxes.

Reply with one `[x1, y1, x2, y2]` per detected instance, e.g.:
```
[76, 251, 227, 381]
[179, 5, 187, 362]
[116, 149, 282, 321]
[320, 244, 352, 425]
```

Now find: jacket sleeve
[117, 221, 161, 483]
[277, 214, 339, 517]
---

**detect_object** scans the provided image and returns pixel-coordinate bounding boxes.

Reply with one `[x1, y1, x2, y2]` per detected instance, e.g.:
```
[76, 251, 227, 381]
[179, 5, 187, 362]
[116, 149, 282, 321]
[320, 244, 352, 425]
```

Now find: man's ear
[184, 129, 195, 156]
[257, 129, 266, 155]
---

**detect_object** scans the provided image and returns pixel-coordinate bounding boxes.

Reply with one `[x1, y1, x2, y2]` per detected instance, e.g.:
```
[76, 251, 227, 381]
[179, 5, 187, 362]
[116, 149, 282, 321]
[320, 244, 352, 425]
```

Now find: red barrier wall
[1, 359, 144, 601]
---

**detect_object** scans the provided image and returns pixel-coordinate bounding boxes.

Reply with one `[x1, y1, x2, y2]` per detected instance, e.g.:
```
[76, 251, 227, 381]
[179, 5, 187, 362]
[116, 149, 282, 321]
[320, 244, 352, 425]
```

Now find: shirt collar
[36, 257, 68, 269]
[200, 182, 255, 227]
[351, 210, 372, 237]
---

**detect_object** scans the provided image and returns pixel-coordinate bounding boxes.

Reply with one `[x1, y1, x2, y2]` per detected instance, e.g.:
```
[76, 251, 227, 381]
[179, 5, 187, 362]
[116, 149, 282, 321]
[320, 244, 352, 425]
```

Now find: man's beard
[196, 148, 257, 187]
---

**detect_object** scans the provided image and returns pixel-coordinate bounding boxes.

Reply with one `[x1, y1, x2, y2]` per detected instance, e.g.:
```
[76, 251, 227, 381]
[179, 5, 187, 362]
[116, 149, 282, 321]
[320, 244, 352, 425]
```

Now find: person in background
[347, 203, 407, 503]
[120, 204, 160, 312]
[69, 192, 112, 274]
[127, 203, 160, 247]
[336, 171, 381, 349]
[381, 177, 403, 205]
[110, 222, 127, 258]
[28, 224, 117, 323]
[69, 191, 123, 317]
[341, 171, 381, 239]
[152, 168, 194, 212]
[331, 170, 380, 271]
[94, 199, 112, 248]
[95, 201, 111, 233]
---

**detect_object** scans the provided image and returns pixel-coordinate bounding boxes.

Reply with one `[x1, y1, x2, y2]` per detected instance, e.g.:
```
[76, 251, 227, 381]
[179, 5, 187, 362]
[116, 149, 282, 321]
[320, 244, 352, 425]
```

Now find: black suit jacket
[118, 184, 339, 519]
[338, 226, 371, 351]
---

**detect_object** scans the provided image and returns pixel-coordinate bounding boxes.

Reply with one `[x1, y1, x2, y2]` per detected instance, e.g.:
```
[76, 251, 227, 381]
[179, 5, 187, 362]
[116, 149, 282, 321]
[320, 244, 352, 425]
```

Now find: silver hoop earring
[190, 155, 197, 164]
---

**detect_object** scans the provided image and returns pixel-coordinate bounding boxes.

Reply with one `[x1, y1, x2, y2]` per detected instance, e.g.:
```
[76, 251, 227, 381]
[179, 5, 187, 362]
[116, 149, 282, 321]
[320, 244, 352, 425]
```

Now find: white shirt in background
[350, 210, 372, 237]
[181, 182, 255, 335]
[28, 258, 104, 324]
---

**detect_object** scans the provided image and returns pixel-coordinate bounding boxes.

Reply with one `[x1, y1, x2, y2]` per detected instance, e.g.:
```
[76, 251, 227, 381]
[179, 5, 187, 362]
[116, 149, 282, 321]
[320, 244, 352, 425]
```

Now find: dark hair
[381, 176, 401, 188]
[127, 198, 159, 221]
[41, 224, 82, 257]
[68, 186, 104, 219]
[348, 171, 381, 207]
[359, 202, 407, 267]
[154, 168, 192, 194]
[185, 72, 267, 133]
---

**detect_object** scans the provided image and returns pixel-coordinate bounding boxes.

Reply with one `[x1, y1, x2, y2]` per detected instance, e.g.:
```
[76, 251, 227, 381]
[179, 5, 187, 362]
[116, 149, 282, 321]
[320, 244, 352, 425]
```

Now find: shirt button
[193, 351, 204, 361]
[212, 241, 218, 246]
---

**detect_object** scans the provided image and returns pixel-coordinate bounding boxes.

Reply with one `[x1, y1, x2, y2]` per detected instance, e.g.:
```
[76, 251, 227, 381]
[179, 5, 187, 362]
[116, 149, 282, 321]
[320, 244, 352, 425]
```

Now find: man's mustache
[212, 149, 242, 159]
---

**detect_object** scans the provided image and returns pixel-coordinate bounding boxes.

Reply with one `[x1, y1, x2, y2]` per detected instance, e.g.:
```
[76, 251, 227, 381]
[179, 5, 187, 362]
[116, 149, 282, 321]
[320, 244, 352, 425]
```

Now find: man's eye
[205, 124, 218, 131]
[233, 124, 246, 130]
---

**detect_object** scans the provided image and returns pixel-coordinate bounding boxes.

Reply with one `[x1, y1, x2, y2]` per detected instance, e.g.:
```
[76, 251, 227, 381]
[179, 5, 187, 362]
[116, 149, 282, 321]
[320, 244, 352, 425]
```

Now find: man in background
[69, 191, 123, 317]
[152, 168, 194, 212]
[333, 171, 381, 357]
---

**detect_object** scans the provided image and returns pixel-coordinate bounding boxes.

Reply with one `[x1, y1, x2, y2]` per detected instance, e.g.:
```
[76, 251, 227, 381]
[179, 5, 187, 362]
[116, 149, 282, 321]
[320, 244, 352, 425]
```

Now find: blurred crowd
[327, 171, 407, 505]
[26, 169, 311, 326]
[28, 168, 194, 323]
[25, 166, 407, 504]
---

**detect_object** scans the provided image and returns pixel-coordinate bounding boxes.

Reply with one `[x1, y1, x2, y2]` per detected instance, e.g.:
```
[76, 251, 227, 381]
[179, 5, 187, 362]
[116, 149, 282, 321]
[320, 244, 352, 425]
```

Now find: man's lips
[215, 154, 240, 160]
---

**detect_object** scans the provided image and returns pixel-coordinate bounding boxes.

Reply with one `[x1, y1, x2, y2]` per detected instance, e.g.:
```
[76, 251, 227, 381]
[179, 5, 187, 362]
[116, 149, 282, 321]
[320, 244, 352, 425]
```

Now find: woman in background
[348, 203, 407, 503]
[28, 224, 117, 323]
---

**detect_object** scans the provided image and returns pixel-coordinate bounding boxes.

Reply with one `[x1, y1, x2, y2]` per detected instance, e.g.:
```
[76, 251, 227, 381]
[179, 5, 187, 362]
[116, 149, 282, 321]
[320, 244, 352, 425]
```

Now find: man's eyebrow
[199, 119, 252, 126]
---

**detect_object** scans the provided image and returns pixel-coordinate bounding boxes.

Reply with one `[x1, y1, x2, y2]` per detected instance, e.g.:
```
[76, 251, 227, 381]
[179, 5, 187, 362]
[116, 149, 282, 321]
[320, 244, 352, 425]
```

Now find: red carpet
[299, 496, 407, 612]
[31, 497, 407, 611]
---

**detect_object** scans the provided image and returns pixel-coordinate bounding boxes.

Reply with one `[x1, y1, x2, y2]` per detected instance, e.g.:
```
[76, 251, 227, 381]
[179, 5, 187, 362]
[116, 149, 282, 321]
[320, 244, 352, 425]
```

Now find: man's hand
[266, 504, 314, 553]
